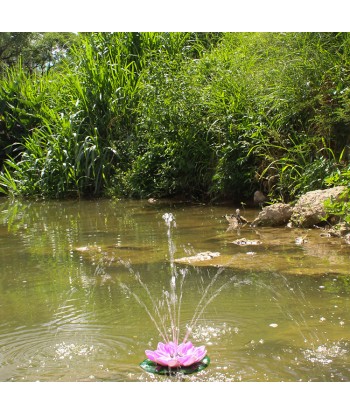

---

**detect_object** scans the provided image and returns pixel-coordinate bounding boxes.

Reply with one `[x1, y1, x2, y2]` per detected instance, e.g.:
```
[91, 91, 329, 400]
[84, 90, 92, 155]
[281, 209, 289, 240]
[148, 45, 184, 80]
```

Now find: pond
[0, 197, 349, 382]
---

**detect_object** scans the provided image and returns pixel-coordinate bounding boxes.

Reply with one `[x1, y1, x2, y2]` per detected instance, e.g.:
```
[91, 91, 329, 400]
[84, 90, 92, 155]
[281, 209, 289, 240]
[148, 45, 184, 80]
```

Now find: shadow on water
[0, 198, 349, 381]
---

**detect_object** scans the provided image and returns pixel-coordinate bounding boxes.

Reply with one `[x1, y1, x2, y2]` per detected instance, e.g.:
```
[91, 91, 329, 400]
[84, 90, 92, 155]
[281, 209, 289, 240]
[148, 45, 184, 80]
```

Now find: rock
[225, 209, 249, 229]
[175, 251, 221, 264]
[295, 236, 308, 244]
[344, 233, 350, 244]
[251, 203, 293, 227]
[251, 186, 348, 228]
[253, 190, 267, 205]
[231, 238, 262, 245]
[225, 214, 239, 229]
[290, 186, 347, 228]
[327, 222, 350, 238]
[174, 242, 350, 276]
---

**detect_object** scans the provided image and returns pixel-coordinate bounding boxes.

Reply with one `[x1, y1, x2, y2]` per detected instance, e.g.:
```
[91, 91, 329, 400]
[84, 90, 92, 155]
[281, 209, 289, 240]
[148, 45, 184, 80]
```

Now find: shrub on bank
[0, 32, 349, 207]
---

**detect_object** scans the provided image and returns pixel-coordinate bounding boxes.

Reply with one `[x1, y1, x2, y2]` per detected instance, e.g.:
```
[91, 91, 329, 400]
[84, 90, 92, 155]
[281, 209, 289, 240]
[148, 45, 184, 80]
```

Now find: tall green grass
[203, 32, 350, 201]
[1, 33, 145, 197]
[0, 32, 349, 203]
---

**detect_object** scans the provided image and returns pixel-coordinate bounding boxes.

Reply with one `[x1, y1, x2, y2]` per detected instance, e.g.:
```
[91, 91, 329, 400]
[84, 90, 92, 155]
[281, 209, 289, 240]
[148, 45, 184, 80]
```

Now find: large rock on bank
[290, 186, 347, 227]
[251, 186, 348, 228]
[251, 203, 293, 227]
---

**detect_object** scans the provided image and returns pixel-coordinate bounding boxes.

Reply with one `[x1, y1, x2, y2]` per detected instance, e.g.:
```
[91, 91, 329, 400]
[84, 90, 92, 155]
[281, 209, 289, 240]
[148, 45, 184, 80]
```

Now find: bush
[1, 32, 350, 204]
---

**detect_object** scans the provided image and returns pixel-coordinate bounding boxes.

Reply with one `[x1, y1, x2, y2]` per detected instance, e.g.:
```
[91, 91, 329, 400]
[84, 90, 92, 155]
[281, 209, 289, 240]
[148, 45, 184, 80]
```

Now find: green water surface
[0, 198, 349, 382]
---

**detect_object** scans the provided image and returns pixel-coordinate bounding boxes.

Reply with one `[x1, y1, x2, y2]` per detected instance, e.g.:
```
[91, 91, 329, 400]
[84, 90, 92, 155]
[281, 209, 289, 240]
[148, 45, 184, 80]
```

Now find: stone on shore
[251, 203, 293, 227]
[290, 186, 347, 227]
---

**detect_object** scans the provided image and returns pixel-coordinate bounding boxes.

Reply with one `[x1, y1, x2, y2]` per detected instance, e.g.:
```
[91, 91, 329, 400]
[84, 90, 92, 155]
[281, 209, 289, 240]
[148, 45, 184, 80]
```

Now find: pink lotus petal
[177, 354, 197, 366]
[145, 350, 161, 361]
[156, 357, 180, 367]
[165, 342, 177, 355]
[194, 346, 207, 361]
[145, 341, 207, 367]
[157, 342, 168, 353]
[177, 341, 194, 355]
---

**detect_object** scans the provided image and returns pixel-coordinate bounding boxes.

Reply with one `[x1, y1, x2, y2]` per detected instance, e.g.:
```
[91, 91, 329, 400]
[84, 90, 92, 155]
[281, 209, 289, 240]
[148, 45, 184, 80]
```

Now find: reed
[1, 32, 350, 205]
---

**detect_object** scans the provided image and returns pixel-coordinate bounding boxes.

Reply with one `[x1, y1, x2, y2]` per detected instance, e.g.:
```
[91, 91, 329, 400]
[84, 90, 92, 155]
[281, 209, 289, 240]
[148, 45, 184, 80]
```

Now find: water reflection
[0, 198, 350, 381]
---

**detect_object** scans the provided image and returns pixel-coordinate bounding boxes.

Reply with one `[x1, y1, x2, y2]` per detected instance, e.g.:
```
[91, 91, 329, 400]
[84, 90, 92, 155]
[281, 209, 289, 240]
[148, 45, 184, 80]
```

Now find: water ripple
[0, 321, 135, 381]
[303, 341, 349, 365]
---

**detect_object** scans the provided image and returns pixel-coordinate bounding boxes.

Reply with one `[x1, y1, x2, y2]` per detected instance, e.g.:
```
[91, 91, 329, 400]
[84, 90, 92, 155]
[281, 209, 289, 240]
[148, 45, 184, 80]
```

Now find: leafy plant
[1, 32, 350, 203]
[323, 165, 350, 224]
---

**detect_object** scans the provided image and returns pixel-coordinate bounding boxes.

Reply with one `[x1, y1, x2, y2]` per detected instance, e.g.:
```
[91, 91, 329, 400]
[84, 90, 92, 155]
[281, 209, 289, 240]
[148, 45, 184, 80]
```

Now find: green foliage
[0, 32, 77, 73]
[0, 63, 48, 168]
[216, 32, 350, 202]
[323, 165, 350, 224]
[126, 53, 215, 198]
[0, 33, 34, 69]
[323, 189, 350, 224]
[1, 32, 350, 204]
[0, 32, 220, 199]
[26, 32, 77, 74]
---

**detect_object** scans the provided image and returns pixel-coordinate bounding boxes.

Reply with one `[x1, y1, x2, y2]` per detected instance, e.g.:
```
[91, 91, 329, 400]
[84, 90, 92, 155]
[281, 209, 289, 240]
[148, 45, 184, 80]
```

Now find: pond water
[0, 197, 349, 382]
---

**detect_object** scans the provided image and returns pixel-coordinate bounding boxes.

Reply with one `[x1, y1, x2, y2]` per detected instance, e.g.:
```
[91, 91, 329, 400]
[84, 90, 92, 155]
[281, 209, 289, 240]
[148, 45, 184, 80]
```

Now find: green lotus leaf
[140, 355, 210, 375]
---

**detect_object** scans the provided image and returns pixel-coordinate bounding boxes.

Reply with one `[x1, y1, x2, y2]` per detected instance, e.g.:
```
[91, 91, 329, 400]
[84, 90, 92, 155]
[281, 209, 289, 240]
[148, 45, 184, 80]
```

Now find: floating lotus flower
[145, 341, 207, 368]
[141, 341, 210, 375]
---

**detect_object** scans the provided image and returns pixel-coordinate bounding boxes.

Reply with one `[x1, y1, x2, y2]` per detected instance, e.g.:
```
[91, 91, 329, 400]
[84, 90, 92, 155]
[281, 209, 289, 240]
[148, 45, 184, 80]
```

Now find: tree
[0, 32, 77, 74]
[26, 32, 77, 74]
[0, 32, 34, 69]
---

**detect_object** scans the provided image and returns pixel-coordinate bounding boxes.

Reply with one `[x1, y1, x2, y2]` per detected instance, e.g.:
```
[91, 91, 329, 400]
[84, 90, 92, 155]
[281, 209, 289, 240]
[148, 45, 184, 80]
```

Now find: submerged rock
[251, 203, 293, 227]
[290, 186, 347, 228]
[231, 238, 262, 245]
[295, 236, 308, 245]
[174, 228, 350, 276]
[73, 243, 158, 265]
[175, 251, 221, 263]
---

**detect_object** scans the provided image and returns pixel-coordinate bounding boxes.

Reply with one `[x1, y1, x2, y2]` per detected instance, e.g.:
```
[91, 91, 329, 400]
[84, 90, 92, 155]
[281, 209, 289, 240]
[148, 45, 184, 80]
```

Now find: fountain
[120, 212, 236, 376]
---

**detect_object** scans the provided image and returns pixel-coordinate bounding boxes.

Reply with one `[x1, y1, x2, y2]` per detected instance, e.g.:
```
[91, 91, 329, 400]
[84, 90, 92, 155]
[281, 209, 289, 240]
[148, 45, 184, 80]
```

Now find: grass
[1, 32, 350, 206]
